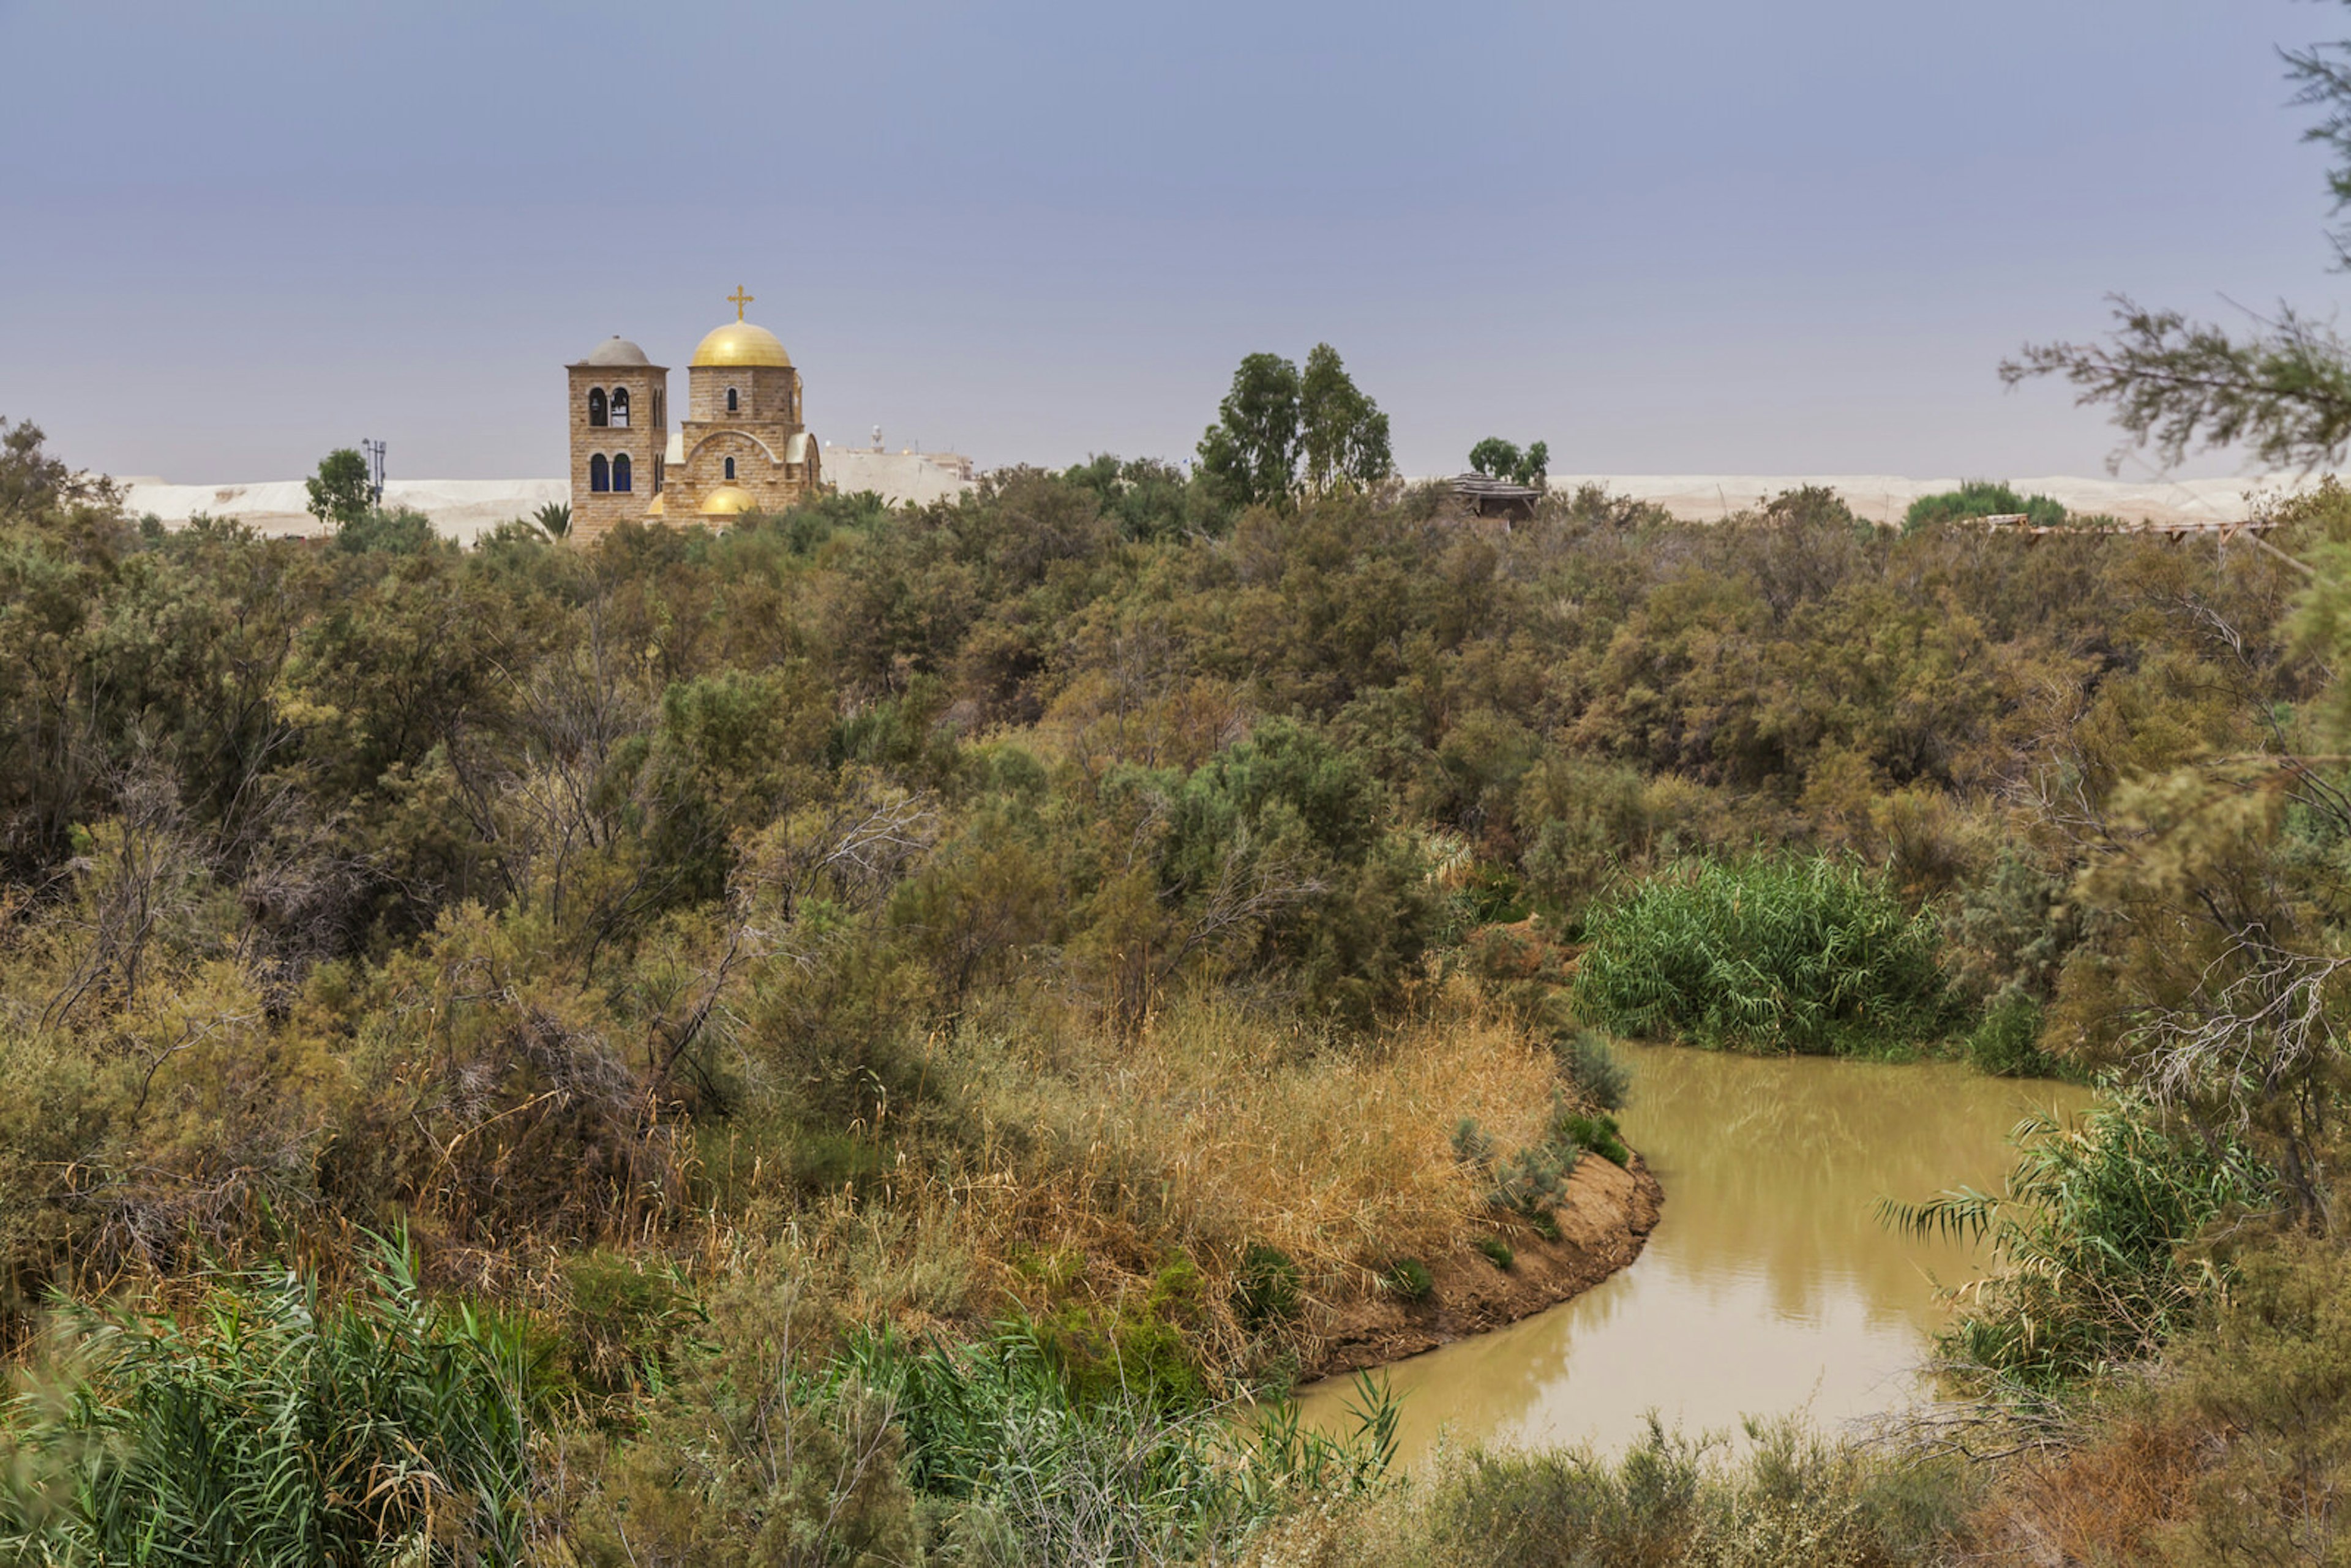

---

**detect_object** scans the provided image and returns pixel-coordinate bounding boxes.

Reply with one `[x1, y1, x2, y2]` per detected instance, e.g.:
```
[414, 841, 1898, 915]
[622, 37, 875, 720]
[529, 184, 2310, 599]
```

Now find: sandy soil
[115, 477, 570, 544]
[1517, 471, 2314, 528]
[1303, 1151, 1663, 1382]
[116, 468, 2308, 545]
[119, 451, 976, 544]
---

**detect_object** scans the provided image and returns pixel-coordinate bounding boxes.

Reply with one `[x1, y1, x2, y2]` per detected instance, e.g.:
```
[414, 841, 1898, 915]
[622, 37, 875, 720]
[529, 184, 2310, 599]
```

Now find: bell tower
[565, 335, 669, 543]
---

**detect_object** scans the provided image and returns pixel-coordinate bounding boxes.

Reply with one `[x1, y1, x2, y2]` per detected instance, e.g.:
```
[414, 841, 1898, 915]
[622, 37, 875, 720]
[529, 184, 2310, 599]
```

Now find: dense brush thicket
[1572, 857, 1953, 1056]
[8, 411, 2351, 1562]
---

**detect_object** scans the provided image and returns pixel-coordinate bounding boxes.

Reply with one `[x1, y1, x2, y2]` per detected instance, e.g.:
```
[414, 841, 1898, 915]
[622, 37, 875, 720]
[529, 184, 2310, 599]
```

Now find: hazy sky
[1, 1, 2345, 484]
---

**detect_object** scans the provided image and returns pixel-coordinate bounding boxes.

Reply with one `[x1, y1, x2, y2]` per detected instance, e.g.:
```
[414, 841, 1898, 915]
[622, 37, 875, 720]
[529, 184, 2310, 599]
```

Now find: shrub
[1385, 1258, 1434, 1300]
[332, 505, 438, 555]
[1885, 1097, 2271, 1390]
[1458, 1092, 1612, 1216]
[1946, 850, 2080, 1005]
[1245, 1413, 1979, 1566]
[561, 1278, 923, 1568]
[560, 1249, 697, 1407]
[1157, 718, 1438, 1025]
[2131, 1238, 2351, 1560]
[1962, 991, 2070, 1079]
[1430, 1415, 1708, 1566]
[1451, 1116, 1498, 1166]
[1476, 1235, 1515, 1270]
[1572, 857, 1952, 1054]
[1394, 1414, 1968, 1568]
[1562, 1110, 1630, 1168]
[1558, 1029, 1632, 1111]
[1493, 1143, 1579, 1214]
[1517, 757, 1651, 919]
[1026, 1261, 1212, 1416]
[0, 1236, 533, 1566]
[1902, 479, 2066, 532]
[1233, 1243, 1304, 1329]
[837, 1324, 1395, 1562]
[1456, 1114, 1582, 1217]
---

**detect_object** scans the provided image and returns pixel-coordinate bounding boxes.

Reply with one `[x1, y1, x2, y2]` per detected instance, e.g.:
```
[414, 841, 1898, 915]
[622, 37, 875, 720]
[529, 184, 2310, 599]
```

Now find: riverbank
[1304, 1150, 1663, 1381]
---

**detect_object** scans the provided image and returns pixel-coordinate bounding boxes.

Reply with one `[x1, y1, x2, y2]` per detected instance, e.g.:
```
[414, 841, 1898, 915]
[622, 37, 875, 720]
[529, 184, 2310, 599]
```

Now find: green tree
[305, 446, 372, 528]
[1060, 454, 1207, 542]
[1198, 347, 1393, 508]
[1299, 343, 1394, 495]
[332, 506, 435, 555]
[1153, 718, 1433, 1022]
[2003, 9, 2351, 470]
[1197, 351, 1302, 509]
[1, 417, 84, 518]
[1902, 479, 2065, 532]
[1468, 437, 1550, 488]
[1990, 6, 2351, 1233]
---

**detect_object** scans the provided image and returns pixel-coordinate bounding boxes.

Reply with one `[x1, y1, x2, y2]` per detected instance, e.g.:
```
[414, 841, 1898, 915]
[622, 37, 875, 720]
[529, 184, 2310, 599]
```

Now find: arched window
[723, 456, 736, 481]
[653, 455, 664, 493]
[612, 454, 632, 492]
[726, 386, 739, 413]
[609, 388, 630, 428]
[589, 454, 610, 492]
[652, 389, 664, 426]
[587, 388, 607, 427]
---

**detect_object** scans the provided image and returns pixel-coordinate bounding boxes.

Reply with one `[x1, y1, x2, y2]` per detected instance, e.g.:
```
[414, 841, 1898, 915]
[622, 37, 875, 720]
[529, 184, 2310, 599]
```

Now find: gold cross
[727, 285, 754, 321]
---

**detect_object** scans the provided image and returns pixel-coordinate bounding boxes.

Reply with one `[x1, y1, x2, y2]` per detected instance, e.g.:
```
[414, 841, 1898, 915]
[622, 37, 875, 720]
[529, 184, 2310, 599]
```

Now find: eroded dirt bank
[1304, 1150, 1663, 1381]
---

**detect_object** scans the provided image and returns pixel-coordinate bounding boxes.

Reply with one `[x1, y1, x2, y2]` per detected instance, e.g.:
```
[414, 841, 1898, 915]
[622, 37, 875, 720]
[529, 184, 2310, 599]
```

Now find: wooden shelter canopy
[1452, 473, 1543, 520]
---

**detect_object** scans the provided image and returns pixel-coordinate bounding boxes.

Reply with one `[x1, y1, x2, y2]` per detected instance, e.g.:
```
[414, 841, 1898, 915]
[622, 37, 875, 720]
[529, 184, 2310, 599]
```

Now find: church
[564, 288, 823, 542]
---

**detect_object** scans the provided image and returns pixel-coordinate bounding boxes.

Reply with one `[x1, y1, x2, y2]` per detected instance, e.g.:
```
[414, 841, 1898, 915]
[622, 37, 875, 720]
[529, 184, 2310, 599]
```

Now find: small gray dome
[582, 336, 650, 366]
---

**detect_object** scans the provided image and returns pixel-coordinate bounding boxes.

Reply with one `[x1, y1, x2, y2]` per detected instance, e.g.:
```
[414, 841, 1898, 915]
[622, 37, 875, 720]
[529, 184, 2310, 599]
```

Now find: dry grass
[5, 962, 1569, 1390]
[707, 985, 1565, 1369]
[1087, 993, 1559, 1272]
[942, 985, 1555, 1271]
[1968, 1408, 2204, 1566]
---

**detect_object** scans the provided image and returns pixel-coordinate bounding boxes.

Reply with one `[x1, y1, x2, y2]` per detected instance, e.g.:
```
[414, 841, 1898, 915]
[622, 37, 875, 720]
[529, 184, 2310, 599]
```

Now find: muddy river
[1297, 1043, 2095, 1463]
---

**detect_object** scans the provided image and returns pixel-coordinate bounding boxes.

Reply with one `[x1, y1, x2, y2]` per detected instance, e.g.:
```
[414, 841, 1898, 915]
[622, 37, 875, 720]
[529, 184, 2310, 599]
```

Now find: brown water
[1297, 1043, 2095, 1463]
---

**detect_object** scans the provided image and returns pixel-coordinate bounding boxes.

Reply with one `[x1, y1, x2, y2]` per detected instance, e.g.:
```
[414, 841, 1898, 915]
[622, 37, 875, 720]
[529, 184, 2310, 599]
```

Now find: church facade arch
[685, 429, 782, 469]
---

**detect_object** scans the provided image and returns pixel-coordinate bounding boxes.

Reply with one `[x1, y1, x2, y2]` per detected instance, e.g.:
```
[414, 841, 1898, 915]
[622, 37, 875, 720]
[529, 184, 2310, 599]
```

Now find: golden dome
[699, 485, 757, 516]
[645, 492, 667, 516]
[690, 321, 792, 369]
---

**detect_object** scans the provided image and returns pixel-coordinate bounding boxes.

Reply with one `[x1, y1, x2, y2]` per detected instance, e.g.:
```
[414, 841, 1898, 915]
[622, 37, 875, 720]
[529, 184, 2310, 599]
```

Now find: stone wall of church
[687, 362, 800, 424]
[668, 423, 817, 519]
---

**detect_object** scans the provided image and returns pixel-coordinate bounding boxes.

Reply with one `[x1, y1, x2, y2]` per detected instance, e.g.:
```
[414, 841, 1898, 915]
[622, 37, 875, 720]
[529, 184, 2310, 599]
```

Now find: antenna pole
[359, 439, 387, 506]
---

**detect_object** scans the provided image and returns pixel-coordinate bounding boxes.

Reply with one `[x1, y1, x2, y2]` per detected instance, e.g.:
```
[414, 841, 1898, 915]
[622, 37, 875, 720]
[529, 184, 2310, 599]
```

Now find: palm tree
[532, 500, 571, 541]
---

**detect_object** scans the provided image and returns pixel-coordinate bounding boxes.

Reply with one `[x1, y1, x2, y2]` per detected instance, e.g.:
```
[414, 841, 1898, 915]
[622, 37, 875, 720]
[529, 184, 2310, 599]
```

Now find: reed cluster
[1572, 858, 1953, 1056]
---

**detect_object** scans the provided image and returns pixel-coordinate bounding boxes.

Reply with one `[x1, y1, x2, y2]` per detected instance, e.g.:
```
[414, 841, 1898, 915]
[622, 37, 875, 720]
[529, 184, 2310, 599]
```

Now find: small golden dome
[690, 321, 792, 369]
[644, 492, 667, 516]
[699, 485, 757, 516]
